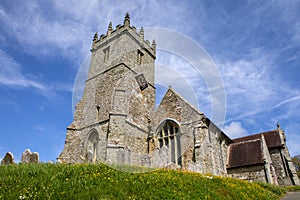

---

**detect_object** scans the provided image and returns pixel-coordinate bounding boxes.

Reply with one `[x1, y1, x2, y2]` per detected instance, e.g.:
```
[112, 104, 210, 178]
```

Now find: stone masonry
[1, 152, 14, 165]
[21, 149, 39, 164]
[58, 13, 299, 186]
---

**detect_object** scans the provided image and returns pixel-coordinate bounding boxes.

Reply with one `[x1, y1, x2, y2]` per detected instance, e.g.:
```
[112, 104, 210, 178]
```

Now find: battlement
[91, 13, 156, 58]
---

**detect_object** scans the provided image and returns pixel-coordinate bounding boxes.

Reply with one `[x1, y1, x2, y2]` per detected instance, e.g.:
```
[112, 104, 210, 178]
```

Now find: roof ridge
[233, 129, 278, 141]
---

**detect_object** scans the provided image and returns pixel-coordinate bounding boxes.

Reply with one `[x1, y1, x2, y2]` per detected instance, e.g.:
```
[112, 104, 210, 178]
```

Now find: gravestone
[1, 152, 14, 165]
[86, 150, 93, 163]
[21, 149, 39, 163]
[141, 154, 151, 167]
[30, 152, 39, 163]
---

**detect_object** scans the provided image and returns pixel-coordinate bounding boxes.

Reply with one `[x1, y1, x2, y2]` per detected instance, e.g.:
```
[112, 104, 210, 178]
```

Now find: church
[58, 13, 299, 186]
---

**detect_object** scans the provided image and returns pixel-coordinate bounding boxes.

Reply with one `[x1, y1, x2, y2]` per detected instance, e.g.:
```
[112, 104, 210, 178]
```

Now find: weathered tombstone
[141, 154, 151, 167]
[159, 146, 169, 167]
[86, 150, 93, 163]
[21, 149, 31, 163]
[188, 161, 203, 173]
[30, 152, 39, 163]
[117, 148, 125, 164]
[152, 146, 169, 168]
[124, 146, 131, 165]
[21, 149, 39, 163]
[1, 152, 14, 165]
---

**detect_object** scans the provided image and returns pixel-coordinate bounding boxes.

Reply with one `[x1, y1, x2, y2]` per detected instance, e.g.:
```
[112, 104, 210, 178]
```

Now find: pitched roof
[233, 130, 283, 148]
[157, 88, 233, 143]
[227, 139, 264, 169]
[160, 88, 204, 116]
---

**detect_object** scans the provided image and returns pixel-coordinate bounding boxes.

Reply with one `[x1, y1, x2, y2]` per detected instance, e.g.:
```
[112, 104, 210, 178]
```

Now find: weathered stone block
[21, 149, 39, 164]
[1, 152, 14, 165]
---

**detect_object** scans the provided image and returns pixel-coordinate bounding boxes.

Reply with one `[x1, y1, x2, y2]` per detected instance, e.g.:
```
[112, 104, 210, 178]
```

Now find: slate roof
[233, 130, 283, 148]
[227, 130, 283, 169]
[227, 139, 264, 169]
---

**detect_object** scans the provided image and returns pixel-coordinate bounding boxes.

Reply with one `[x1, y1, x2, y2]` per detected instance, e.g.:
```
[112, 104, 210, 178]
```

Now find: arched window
[157, 120, 181, 166]
[86, 130, 99, 163]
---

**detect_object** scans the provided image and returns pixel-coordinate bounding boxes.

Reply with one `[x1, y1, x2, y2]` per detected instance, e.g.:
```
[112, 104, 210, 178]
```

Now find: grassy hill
[0, 163, 289, 199]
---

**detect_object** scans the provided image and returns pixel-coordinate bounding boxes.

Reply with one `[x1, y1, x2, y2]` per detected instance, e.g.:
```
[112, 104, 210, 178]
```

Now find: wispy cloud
[0, 2, 91, 63]
[0, 49, 47, 91]
[0, 0, 197, 65]
[271, 96, 300, 110]
[286, 132, 300, 156]
[219, 51, 300, 122]
[0, 1, 299, 159]
[0, 49, 73, 99]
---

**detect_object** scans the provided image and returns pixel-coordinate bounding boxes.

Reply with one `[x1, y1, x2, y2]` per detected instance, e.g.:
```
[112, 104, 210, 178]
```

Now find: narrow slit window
[103, 46, 110, 62]
[137, 50, 144, 65]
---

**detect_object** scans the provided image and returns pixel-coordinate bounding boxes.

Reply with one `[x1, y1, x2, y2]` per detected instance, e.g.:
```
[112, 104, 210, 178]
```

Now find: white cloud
[0, 49, 73, 99]
[0, 49, 47, 91]
[0, 0, 198, 64]
[0, 2, 91, 62]
[219, 53, 300, 122]
[0, 1, 299, 159]
[222, 121, 248, 139]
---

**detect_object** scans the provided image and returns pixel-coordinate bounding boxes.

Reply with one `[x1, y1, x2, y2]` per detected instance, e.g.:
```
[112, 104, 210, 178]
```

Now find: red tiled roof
[233, 130, 283, 148]
[227, 139, 264, 169]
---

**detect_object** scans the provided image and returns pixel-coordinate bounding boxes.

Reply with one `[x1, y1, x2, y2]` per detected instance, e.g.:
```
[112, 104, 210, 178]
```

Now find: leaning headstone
[21, 149, 39, 163]
[1, 152, 14, 165]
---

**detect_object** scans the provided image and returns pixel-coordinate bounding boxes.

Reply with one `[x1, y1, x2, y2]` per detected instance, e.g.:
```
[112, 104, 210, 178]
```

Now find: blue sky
[0, 0, 300, 162]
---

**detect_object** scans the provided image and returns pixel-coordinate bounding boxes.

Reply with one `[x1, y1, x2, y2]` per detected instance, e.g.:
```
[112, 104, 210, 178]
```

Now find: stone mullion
[167, 124, 171, 164]
[162, 129, 166, 146]
[174, 125, 178, 165]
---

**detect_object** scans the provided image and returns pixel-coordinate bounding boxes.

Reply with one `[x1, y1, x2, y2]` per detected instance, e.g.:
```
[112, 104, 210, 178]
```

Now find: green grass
[0, 163, 287, 199]
[285, 185, 300, 192]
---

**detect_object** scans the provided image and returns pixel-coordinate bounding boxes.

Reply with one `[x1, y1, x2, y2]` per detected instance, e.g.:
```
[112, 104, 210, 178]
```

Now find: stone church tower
[58, 13, 299, 186]
[58, 13, 157, 164]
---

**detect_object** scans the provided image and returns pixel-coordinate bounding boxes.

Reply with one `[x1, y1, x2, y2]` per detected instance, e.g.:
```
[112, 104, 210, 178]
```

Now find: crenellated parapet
[91, 13, 156, 58]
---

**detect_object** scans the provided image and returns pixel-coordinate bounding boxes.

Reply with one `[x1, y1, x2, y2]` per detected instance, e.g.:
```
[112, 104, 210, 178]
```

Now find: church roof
[227, 139, 264, 169]
[162, 87, 204, 116]
[227, 129, 284, 169]
[158, 88, 232, 143]
[232, 130, 283, 149]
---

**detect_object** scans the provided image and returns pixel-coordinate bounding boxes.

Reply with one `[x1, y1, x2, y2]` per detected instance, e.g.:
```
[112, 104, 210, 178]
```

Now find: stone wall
[227, 165, 267, 182]
[90, 24, 155, 85]
[59, 18, 156, 164]
[269, 148, 297, 185]
[152, 88, 231, 174]
[58, 14, 299, 186]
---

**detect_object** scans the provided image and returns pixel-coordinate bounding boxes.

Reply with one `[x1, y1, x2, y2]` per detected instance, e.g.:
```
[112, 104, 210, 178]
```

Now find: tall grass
[0, 163, 287, 199]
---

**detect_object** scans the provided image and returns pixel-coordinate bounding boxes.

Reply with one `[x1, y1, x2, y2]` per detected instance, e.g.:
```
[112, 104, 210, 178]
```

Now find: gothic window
[157, 120, 181, 165]
[103, 46, 110, 62]
[86, 130, 99, 163]
[137, 50, 144, 65]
